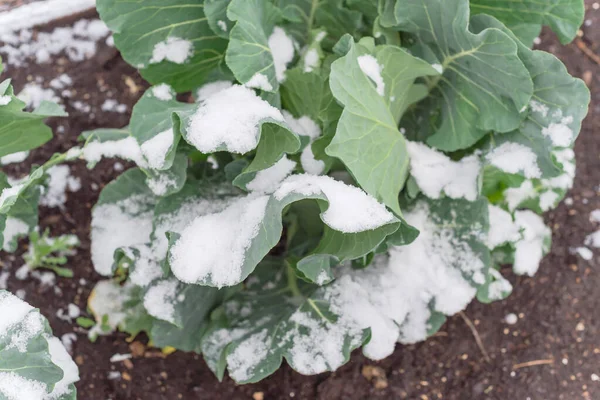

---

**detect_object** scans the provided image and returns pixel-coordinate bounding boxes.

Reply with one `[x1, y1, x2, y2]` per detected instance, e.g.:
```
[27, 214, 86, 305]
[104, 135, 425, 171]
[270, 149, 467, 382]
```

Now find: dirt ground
[1, 3, 600, 400]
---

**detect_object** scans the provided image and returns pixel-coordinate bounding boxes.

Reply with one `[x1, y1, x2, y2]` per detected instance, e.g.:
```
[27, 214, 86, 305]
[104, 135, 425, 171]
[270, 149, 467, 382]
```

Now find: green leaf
[278, 0, 363, 47]
[326, 37, 437, 213]
[0, 77, 64, 158]
[394, 0, 533, 151]
[507, 23, 542, 47]
[473, 14, 589, 180]
[205, 0, 232, 38]
[96, 0, 228, 92]
[225, 0, 284, 91]
[0, 290, 78, 399]
[168, 174, 401, 287]
[470, 0, 584, 44]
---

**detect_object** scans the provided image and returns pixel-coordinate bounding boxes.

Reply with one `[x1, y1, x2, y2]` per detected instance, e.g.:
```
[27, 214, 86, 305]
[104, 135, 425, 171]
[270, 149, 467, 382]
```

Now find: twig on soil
[512, 359, 554, 370]
[459, 311, 490, 363]
[575, 39, 600, 66]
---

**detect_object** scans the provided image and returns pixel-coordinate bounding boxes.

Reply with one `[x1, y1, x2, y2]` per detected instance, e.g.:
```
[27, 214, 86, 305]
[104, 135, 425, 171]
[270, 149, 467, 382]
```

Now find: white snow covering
[82, 136, 147, 168]
[150, 36, 193, 65]
[88, 280, 135, 338]
[542, 116, 574, 147]
[2, 217, 28, 251]
[187, 85, 284, 153]
[196, 80, 233, 102]
[505, 180, 537, 211]
[146, 173, 178, 196]
[40, 165, 76, 208]
[513, 210, 551, 276]
[357, 55, 385, 96]
[0, 96, 10, 106]
[0, 151, 28, 165]
[486, 142, 541, 179]
[152, 84, 174, 101]
[143, 279, 179, 323]
[539, 190, 560, 211]
[90, 196, 154, 276]
[101, 99, 127, 113]
[0, 372, 47, 400]
[226, 329, 270, 381]
[140, 129, 174, 169]
[487, 269, 512, 301]
[0, 19, 110, 68]
[0, 183, 24, 209]
[303, 48, 319, 72]
[17, 83, 60, 109]
[46, 336, 79, 398]
[0, 0, 95, 35]
[407, 141, 481, 201]
[530, 100, 549, 117]
[590, 209, 600, 223]
[274, 174, 395, 233]
[268, 27, 294, 82]
[282, 111, 324, 175]
[486, 205, 520, 249]
[431, 63, 443, 74]
[246, 156, 296, 194]
[572, 246, 593, 261]
[245, 73, 273, 91]
[585, 231, 600, 248]
[169, 195, 270, 287]
[0, 291, 42, 352]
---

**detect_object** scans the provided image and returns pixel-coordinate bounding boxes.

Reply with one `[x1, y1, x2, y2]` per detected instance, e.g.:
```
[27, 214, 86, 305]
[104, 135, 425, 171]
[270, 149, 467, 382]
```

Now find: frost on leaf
[0, 291, 79, 399]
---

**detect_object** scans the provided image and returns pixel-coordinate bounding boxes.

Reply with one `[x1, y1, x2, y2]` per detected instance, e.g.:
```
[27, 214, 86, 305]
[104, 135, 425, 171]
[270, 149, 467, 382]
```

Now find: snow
[539, 190, 560, 211]
[504, 313, 518, 325]
[487, 269, 512, 300]
[530, 100, 549, 117]
[0, 19, 110, 68]
[88, 280, 134, 337]
[505, 180, 537, 211]
[542, 116, 575, 147]
[303, 48, 319, 72]
[83, 136, 147, 168]
[513, 210, 551, 276]
[109, 353, 132, 363]
[0, 271, 8, 290]
[0, 151, 28, 165]
[357, 55, 385, 96]
[486, 142, 541, 179]
[90, 196, 154, 276]
[186, 85, 284, 153]
[2, 217, 29, 251]
[0, 0, 95, 35]
[407, 141, 481, 201]
[196, 80, 232, 102]
[585, 231, 600, 248]
[46, 336, 79, 398]
[486, 205, 520, 249]
[17, 83, 60, 109]
[0, 183, 24, 209]
[143, 279, 179, 323]
[431, 63, 443, 74]
[245, 73, 273, 91]
[169, 195, 270, 287]
[67, 304, 80, 319]
[590, 209, 600, 223]
[49, 74, 72, 90]
[140, 129, 174, 169]
[152, 84, 174, 101]
[268, 27, 294, 82]
[146, 173, 178, 196]
[0, 372, 47, 400]
[274, 174, 395, 233]
[572, 247, 593, 261]
[60, 333, 77, 353]
[0, 96, 11, 106]
[226, 329, 270, 382]
[40, 165, 75, 208]
[217, 20, 227, 32]
[0, 290, 34, 338]
[150, 37, 193, 65]
[246, 156, 296, 194]
[282, 111, 324, 175]
[101, 99, 127, 113]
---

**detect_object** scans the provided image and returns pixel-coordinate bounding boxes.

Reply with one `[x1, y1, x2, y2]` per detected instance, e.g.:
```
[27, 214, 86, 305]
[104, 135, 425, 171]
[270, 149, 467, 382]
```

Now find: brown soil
[1, 4, 600, 400]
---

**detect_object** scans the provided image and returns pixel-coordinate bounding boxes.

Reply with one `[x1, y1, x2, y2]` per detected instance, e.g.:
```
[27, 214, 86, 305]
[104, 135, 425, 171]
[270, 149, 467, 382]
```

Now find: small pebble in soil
[504, 313, 518, 325]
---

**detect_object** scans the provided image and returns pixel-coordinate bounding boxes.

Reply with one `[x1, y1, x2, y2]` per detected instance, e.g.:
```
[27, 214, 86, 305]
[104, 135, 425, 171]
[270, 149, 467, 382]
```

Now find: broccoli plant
[86, 0, 588, 384]
[0, 290, 79, 399]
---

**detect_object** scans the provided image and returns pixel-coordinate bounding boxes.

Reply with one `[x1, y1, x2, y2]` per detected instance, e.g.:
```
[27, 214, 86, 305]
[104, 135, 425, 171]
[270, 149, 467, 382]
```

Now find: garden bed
[0, 4, 599, 400]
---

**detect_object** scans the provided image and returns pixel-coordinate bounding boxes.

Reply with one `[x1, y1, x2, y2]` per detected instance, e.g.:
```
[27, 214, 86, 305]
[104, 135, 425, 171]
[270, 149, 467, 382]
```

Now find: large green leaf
[225, 0, 285, 92]
[0, 68, 65, 158]
[168, 174, 402, 287]
[203, 196, 491, 383]
[325, 37, 438, 213]
[0, 291, 78, 399]
[96, 0, 228, 92]
[470, 0, 584, 45]
[474, 14, 589, 180]
[393, 0, 533, 151]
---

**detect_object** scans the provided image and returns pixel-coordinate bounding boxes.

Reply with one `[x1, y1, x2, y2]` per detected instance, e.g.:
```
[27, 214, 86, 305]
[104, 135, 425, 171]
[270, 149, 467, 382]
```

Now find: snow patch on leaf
[268, 27, 294, 82]
[357, 55, 385, 96]
[486, 142, 541, 179]
[149, 36, 193, 65]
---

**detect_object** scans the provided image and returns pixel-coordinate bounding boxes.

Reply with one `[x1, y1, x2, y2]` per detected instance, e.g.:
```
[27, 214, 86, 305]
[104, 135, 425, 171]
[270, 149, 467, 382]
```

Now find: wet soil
[1, 3, 600, 400]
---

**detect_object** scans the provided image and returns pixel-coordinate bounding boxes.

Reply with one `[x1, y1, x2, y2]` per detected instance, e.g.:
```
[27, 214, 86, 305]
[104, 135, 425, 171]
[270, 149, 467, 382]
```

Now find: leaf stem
[286, 262, 302, 297]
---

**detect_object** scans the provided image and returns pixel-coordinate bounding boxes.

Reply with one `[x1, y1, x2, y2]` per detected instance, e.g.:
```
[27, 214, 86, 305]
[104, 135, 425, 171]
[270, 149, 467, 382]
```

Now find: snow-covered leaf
[0, 291, 79, 400]
[168, 174, 402, 288]
[96, 0, 228, 92]
[470, 0, 584, 44]
[326, 37, 438, 213]
[394, 0, 533, 151]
